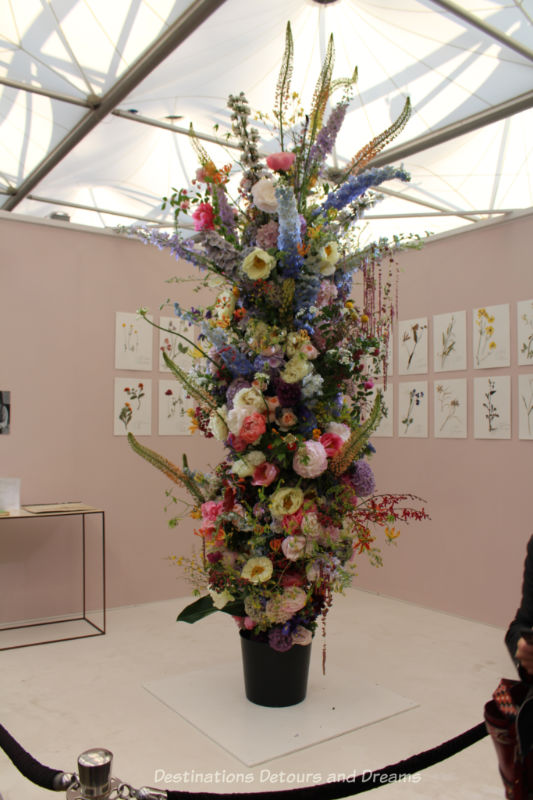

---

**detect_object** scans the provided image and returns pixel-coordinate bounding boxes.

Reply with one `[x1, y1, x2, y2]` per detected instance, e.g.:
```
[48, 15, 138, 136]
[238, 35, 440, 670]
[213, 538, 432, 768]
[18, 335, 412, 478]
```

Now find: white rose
[231, 450, 266, 477]
[226, 406, 249, 435]
[208, 406, 228, 441]
[251, 177, 278, 213]
[326, 421, 351, 442]
[281, 354, 313, 384]
[233, 386, 267, 415]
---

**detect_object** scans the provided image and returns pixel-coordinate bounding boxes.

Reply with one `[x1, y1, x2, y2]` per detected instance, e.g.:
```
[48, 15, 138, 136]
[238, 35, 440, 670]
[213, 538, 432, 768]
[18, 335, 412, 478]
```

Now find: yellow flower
[485, 325, 494, 336]
[242, 248, 276, 280]
[241, 557, 273, 584]
[361, 313, 369, 324]
[489, 341, 497, 350]
[385, 526, 400, 542]
[270, 486, 304, 518]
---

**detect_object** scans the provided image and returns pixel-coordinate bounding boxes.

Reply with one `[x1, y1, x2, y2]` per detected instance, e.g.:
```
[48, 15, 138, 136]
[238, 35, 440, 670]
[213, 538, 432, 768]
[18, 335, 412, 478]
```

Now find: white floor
[0, 589, 513, 799]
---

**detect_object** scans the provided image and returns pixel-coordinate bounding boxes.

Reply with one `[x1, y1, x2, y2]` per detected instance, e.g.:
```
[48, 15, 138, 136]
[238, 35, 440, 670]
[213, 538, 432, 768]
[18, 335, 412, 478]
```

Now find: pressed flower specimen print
[517, 300, 533, 365]
[473, 304, 510, 369]
[115, 311, 153, 371]
[398, 317, 428, 375]
[434, 379, 467, 438]
[433, 311, 466, 372]
[398, 381, 427, 437]
[114, 378, 152, 435]
[159, 380, 193, 436]
[474, 376, 510, 439]
[519, 374, 533, 440]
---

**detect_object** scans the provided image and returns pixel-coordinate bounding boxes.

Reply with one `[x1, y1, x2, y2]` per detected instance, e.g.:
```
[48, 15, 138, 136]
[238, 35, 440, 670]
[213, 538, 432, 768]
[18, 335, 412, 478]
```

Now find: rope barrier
[0, 720, 488, 798]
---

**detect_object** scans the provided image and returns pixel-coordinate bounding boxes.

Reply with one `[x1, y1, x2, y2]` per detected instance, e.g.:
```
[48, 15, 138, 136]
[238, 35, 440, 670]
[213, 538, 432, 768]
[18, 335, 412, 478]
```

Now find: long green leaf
[177, 595, 245, 623]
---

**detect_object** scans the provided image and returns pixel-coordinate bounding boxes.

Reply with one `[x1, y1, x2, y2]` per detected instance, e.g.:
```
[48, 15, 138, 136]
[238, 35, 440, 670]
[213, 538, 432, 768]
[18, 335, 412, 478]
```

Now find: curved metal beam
[2, 0, 228, 212]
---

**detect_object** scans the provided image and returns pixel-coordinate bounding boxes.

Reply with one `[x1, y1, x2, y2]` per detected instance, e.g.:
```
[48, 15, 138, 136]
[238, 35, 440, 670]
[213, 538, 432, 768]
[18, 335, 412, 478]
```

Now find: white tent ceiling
[1, 0, 533, 242]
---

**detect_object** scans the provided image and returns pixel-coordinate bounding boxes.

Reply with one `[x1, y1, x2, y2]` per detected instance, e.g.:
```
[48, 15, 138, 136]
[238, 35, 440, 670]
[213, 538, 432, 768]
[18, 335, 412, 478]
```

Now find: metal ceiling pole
[378, 186, 479, 222]
[111, 109, 241, 150]
[0, 77, 92, 107]
[364, 209, 517, 219]
[370, 88, 533, 168]
[1, 0, 228, 212]
[429, 0, 533, 62]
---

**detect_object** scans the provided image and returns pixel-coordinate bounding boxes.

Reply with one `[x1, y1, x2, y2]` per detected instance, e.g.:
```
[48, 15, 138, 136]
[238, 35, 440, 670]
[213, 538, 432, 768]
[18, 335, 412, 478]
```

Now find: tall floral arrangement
[126, 25, 428, 653]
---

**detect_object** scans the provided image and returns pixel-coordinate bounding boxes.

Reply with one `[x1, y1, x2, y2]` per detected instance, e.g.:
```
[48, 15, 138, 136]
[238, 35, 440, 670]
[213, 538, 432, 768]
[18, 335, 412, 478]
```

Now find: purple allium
[268, 627, 293, 652]
[349, 460, 376, 497]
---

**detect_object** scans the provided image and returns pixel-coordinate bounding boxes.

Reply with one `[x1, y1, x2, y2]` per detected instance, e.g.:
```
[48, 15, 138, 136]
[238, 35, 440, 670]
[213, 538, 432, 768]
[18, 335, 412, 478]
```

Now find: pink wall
[354, 211, 533, 628]
[1, 211, 531, 628]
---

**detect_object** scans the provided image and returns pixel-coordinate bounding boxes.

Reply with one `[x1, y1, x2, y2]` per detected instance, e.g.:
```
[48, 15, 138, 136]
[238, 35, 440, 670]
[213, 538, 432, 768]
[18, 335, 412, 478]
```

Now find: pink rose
[192, 202, 215, 231]
[252, 461, 279, 486]
[292, 440, 328, 478]
[227, 432, 247, 452]
[239, 412, 266, 444]
[266, 152, 296, 172]
[319, 432, 344, 457]
[281, 507, 304, 535]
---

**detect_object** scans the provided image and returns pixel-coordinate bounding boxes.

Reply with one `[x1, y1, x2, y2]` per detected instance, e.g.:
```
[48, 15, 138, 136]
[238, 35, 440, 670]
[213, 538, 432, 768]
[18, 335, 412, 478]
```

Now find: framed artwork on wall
[518, 374, 533, 440]
[473, 375, 511, 439]
[517, 300, 533, 366]
[398, 317, 428, 375]
[472, 304, 510, 369]
[115, 311, 153, 371]
[159, 316, 195, 372]
[158, 380, 193, 435]
[114, 378, 152, 436]
[398, 381, 427, 437]
[0, 391, 10, 435]
[434, 379, 467, 438]
[433, 311, 467, 372]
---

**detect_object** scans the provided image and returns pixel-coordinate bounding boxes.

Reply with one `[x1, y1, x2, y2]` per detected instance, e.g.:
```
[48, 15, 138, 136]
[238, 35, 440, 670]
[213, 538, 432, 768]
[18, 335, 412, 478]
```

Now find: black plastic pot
[240, 631, 312, 707]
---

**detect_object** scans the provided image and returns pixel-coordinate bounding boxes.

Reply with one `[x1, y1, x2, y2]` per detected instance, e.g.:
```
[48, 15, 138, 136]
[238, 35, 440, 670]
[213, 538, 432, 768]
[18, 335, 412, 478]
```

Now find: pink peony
[292, 440, 328, 478]
[266, 151, 296, 172]
[192, 202, 215, 231]
[239, 412, 266, 444]
[319, 432, 344, 457]
[252, 461, 279, 486]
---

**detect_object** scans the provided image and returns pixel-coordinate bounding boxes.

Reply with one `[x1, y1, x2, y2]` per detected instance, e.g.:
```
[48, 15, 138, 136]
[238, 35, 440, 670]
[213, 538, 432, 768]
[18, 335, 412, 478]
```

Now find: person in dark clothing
[506, 536, 533, 676]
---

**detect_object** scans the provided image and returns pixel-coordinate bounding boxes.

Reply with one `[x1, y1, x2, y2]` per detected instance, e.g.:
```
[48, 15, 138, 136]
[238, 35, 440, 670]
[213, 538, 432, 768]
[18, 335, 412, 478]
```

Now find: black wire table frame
[0, 506, 106, 651]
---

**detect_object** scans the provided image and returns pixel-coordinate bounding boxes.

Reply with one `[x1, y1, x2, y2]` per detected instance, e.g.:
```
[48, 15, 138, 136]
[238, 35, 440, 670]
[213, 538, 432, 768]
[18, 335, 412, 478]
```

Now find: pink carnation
[239, 412, 266, 444]
[266, 151, 296, 172]
[319, 432, 344, 457]
[201, 500, 224, 529]
[292, 440, 328, 478]
[252, 461, 279, 486]
[192, 202, 215, 231]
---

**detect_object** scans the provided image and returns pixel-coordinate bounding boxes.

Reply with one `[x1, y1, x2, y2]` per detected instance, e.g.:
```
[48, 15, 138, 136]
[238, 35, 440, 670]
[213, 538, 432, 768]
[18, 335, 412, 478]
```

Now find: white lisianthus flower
[231, 450, 266, 477]
[281, 354, 312, 384]
[209, 589, 234, 609]
[292, 625, 313, 646]
[251, 177, 278, 213]
[208, 405, 228, 441]
[232, 386, 267, 414]
[242, 248, 276, 281]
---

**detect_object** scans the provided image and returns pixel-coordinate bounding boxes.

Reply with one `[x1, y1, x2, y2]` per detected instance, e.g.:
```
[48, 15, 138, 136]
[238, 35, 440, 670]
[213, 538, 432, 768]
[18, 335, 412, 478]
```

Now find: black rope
[166, 722, 488, 799]
[0, 724, 63, 791]
[0, 720, 488, 796]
